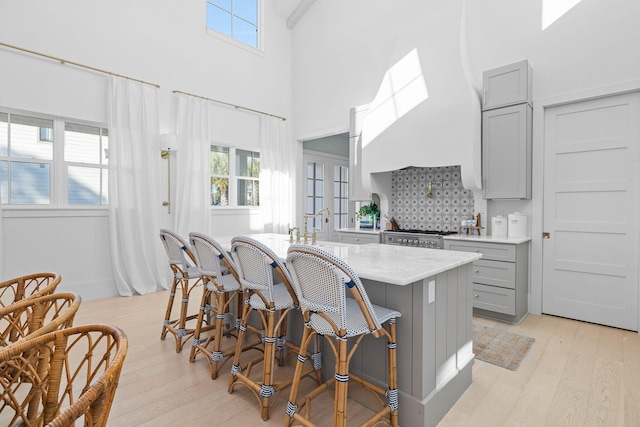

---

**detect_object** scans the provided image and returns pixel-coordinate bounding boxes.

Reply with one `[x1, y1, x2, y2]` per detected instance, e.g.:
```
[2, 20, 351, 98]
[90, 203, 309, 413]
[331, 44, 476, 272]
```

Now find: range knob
[413, 240, 419, 245]
[402, 239, 408, 244]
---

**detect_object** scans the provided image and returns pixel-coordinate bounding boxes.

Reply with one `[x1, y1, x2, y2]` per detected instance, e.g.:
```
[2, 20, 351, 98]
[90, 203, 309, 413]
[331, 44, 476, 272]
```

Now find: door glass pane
[68, 166, 100, 205]
[10, 161, 50, 204]
[307, 162, 314, 178]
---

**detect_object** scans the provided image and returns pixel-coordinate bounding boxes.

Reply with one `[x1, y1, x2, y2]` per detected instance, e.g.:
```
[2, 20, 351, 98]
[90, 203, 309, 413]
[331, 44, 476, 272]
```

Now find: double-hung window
[1, 113, 54, 205]
[210, 144, 259, 207]
[64, 123, 109, 205]
[0, 110, 109, 207]
[206, 0, 260, 49]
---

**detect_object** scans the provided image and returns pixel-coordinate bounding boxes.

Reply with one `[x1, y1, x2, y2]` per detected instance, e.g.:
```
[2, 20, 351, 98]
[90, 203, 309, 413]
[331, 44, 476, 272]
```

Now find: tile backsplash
[389, 165, 476, 231]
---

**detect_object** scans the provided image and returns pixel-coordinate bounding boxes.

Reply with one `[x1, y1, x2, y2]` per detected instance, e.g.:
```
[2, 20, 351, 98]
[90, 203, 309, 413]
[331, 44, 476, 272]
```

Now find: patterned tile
[389, 166, 475, 231]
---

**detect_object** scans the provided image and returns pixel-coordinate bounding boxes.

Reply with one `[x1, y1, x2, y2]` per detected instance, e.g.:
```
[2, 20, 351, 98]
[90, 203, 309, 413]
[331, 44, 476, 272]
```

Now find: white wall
[0, 1, 294, 299]
[290, 0, 640, 315]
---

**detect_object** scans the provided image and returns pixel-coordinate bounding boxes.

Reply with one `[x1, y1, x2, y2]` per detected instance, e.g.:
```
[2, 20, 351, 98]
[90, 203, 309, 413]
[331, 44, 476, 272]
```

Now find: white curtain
[0, 189, 3, 280]
[107, 76, 165, 296]
[173, 93, 212, 237]
[260, 116, 294, 234]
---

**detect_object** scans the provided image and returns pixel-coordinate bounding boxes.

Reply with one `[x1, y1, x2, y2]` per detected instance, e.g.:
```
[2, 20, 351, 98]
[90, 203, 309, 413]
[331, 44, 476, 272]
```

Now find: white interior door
[303, 151, 349, 242]
[543, 91, 640, 331]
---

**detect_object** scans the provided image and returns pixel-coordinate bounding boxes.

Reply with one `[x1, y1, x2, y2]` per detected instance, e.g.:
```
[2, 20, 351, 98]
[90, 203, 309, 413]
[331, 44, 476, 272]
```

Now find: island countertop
[217, 233, 481, 286]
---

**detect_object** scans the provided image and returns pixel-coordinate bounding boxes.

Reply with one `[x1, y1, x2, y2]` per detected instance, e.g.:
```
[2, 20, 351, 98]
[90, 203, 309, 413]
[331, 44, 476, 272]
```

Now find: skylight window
[206, 0, 259, 49]
[542, 0, 583, 30]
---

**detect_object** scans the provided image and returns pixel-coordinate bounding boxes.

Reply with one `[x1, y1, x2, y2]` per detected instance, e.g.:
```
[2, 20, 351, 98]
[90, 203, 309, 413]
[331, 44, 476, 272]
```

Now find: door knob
[543, 232, 550, 239]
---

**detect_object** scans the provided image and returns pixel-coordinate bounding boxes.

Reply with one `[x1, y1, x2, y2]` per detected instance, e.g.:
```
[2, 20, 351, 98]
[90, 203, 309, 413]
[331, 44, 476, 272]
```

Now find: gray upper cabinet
[482, 60, 533, 200]
[482, 103, 532, 199]
[482, 60, 532, 111]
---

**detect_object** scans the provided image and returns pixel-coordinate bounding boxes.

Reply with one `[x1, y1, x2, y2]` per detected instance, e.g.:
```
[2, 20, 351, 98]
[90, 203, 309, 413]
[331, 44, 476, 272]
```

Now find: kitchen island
[217, 233, 481, 427]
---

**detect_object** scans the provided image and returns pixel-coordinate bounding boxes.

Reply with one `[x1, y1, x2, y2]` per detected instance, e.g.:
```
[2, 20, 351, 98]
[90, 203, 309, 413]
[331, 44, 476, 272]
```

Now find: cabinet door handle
[474, 249, 480, 252]
[474, 294, 479, 298]
[474, 269, 479, 273]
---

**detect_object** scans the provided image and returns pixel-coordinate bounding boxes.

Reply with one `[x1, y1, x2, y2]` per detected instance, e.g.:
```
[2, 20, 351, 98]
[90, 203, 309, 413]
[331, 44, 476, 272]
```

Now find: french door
[303, 151, 349, 242]
[542, 91, 640, 331]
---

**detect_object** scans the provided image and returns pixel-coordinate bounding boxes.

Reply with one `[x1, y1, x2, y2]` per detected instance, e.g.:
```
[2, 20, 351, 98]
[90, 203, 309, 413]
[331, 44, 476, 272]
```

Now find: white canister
[508, 212, 527, 237]
[491, 216, 508, 237]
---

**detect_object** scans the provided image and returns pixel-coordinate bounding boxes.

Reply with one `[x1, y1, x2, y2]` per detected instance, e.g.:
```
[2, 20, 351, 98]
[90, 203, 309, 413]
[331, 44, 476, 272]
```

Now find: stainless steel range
[381, 229, 458, 249]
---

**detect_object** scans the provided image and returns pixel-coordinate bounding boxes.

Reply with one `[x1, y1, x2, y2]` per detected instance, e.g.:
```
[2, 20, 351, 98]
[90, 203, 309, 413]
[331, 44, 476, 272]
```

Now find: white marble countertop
[337, 228, 381, 235]
[443, 234, 532, 244]
[216, 233, 481, 286]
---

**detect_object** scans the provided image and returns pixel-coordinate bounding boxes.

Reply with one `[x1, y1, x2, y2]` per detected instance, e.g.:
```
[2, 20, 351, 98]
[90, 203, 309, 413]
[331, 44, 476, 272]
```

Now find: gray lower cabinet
[337, 231, 380, 244]
[444, 239, 529, 323]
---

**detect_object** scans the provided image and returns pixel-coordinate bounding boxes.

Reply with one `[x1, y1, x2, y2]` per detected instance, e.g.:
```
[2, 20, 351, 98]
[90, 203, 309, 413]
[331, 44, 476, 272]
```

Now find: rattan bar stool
[159, 229, 203, 353]
[228, 236, 321, 421]
[0, 292, 81, 348]
[0, 324, 127, 427]
[0, 272, 61, 309]
[188, 232, 248, 379]
[285, 244, 401, 427]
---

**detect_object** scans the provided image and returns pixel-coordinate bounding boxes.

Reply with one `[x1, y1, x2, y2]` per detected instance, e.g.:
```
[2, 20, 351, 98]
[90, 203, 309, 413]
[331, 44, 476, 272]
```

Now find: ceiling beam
[286, 0, 315, 29]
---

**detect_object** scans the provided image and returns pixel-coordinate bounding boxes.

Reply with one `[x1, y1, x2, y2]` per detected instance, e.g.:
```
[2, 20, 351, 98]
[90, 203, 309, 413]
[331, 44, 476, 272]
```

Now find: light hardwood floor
[74, 290, 640, 426]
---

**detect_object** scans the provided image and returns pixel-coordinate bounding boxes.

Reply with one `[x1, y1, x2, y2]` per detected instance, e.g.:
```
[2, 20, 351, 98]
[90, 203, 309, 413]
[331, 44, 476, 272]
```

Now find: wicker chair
[0, 324, 128, 427]
[228, 236, 321, 421]
[0, 292, 81, 348]
[188, 232, 247, 380]
[0, 293, 82, 420]
[285, 244, 401, 427]
[159, 229, 203, 352]
[0, 272, 61, 309]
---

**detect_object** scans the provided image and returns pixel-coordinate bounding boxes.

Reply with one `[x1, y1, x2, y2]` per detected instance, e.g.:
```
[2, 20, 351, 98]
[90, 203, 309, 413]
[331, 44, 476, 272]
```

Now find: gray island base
[215, 234, 480, 427]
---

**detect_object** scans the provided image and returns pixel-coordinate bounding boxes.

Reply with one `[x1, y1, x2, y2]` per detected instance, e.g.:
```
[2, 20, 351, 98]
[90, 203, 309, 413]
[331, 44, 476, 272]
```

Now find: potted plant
[356, 202, 380, 229]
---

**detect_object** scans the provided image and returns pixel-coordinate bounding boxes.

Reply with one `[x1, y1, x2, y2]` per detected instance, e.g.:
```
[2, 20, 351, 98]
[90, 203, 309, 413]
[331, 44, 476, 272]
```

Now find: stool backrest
[189, 232, 240, 284]
[159, 229, 199, 279]
[286, 244, 382, 334]
[0, 324, 127, 427]
[0, 292, 81, 348]
[0, 272, 61, 309]
[231, 236, 298, 305]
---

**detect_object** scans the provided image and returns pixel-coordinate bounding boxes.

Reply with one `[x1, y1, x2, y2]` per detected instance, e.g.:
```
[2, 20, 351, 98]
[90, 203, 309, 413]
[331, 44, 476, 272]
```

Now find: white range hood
[354, 1, 482, 193]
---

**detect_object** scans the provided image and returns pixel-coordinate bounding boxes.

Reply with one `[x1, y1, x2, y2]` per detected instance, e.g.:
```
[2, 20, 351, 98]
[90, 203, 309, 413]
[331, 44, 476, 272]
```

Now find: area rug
[472, 324, 535, 371]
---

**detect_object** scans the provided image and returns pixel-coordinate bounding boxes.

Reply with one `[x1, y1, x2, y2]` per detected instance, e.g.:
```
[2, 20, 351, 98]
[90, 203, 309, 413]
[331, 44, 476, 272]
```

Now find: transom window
[206, 0, 259, 49]
[0, 110, 108, 206]
[210, 144, 260, 207]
